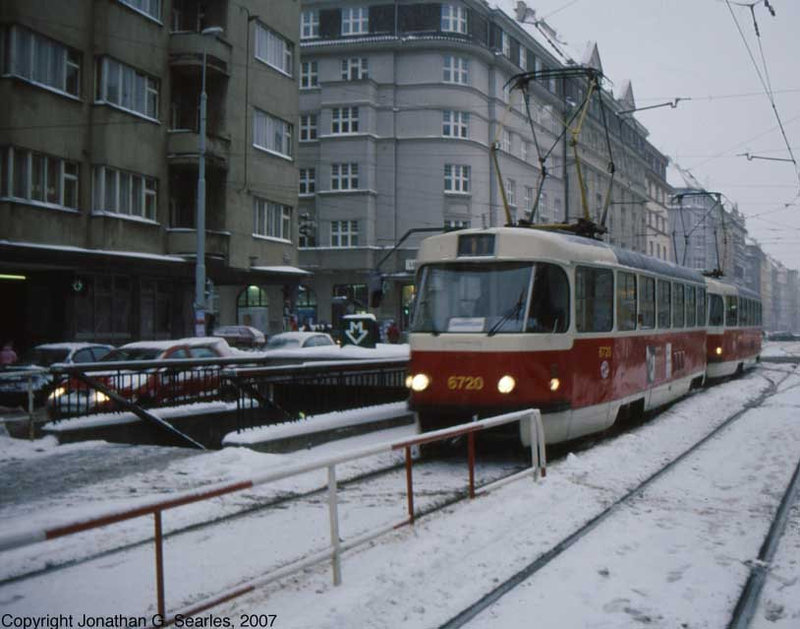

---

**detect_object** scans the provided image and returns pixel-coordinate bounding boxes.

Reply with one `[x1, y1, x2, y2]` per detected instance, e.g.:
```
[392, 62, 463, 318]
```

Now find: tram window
[697, 287, 706, 325]
[639, 276, 655, 329]
[575, 266, 613, 333]
[526, 263, 569, 334]
[741, 299, 749, 326]
[686, 286, 696, 327]
[725, 295, 738, 326]
[672, 283, 685, 328]
[616, 271, 637, 331]
[708, 294, 724, 326]
[657, 280, 671, 328]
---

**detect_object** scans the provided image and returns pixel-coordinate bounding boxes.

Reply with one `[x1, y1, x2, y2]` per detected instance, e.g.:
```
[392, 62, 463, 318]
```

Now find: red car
[47, 337, 233, 417]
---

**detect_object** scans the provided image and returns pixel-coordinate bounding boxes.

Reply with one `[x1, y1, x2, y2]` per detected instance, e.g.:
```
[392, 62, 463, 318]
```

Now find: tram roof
[417, 227, 706, 284]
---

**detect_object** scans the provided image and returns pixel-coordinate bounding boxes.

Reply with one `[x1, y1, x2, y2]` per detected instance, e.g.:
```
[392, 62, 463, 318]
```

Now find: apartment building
[0, 0, 301, 351]
[296, 1, 669, 329]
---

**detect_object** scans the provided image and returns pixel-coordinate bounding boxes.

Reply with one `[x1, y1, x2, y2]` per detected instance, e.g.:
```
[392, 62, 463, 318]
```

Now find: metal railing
[0, 409, 545, 624]
[225, 358, 409, 431]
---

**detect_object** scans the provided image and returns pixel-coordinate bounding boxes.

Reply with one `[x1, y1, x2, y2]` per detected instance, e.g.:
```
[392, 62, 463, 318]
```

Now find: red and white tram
[406, 227, 760, 445]
[705, 277, 762, 379]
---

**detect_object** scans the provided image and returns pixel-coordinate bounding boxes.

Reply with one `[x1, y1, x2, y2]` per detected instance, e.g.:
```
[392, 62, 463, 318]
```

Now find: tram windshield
[411, 262, 569, 335]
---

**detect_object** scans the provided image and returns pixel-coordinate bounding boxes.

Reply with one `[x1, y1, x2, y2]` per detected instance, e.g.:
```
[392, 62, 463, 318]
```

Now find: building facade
[297, 0, 664, 330]
[0, 0, 301, 351]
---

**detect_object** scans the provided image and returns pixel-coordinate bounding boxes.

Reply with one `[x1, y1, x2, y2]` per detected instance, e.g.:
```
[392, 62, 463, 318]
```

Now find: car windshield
[24, 348, 71, 366]
[100, 347, 164, 361]
[267, 337, 301, 349]
[410, 261, 569, 334]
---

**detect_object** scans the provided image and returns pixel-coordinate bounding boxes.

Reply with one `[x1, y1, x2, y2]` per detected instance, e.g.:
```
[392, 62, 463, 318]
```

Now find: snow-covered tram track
[439, 367, 799, 628]
[0, 442, 528, 615]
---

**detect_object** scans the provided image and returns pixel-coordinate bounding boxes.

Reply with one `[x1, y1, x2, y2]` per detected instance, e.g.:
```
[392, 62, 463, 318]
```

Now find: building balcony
[167, 130, 230, 168]
[168, 32, 232, 78]
[166, 228, 230, 261]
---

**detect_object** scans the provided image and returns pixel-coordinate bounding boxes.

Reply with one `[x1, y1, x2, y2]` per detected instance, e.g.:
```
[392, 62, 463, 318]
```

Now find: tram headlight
[715, 346, 723, 356]
[409, 373, 431, 392]
[549, 378, 561, 392]
[497, 375, 516, 394]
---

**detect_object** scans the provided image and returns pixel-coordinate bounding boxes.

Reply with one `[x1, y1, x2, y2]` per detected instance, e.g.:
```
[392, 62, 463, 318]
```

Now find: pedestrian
[0, 341, 17, 366]
[387, 321, 400, 344]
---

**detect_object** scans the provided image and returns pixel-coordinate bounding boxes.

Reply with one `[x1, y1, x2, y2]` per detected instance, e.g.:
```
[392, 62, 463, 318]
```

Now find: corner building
[0, 0, 301, 351]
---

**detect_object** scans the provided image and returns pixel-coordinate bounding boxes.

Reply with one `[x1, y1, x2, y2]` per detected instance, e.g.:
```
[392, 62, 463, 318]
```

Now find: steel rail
[438, 370, 791, 628]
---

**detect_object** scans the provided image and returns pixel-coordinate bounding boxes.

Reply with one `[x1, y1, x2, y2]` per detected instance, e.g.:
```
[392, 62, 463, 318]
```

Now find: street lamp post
[194, 25, 224, 337]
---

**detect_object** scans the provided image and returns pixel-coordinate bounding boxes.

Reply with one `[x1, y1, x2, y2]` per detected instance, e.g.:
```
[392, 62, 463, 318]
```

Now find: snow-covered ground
[1, 356, 799, 627]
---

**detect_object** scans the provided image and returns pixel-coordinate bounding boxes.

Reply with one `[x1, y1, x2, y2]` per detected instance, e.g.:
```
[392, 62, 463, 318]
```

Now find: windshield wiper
[487, 291, 526, 337]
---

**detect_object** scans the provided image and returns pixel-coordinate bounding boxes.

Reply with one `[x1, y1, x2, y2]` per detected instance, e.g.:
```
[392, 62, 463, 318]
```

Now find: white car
[265, 332, 336, 350]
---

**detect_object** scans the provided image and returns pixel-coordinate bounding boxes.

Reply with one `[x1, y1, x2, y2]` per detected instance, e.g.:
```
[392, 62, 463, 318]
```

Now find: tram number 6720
[447, 375, 484, 390]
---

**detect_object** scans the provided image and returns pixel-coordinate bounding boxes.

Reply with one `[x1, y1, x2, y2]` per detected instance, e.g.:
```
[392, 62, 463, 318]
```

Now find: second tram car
[705, 277, 762, 379]
[406, 227, 761, 445]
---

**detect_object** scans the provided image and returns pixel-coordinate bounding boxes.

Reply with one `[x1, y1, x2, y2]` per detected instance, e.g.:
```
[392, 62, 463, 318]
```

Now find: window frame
[444, 164, 470, 194]
[443, 55, 469, 85]
[96, 56, 159, 120]
[300, 60, 318, 89]
[441, 4, 468, 34]
[330, 220, 359, 247]
[299, 114, 318, 142]
[616, 271, 637, 331]
[92, 164, 157, 221]
[341, 57, 368, 81]
[253, 196, 292, 241]
[253, 108, 294, 159]
[1, 146, 80, 211]
[341, 7, 369, 36]
[299, 168, 315, 195]
[4, 25, 81, 99]
[331, 107, 359, 134]
[255, 21, 294, 77]
[575, 265, 614, 333]
[330, 163, 359, 191]
[442, 110, 469, 138]
[300, 10, 319, 40]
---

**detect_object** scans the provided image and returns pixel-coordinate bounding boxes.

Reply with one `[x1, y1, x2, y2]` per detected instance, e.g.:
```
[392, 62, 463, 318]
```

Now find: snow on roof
[250, 265, 311, 276]
[0, 240, 188, 263]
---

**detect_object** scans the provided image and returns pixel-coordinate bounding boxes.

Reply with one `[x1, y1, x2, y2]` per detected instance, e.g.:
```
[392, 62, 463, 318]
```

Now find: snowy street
[0, 357, 798, 627]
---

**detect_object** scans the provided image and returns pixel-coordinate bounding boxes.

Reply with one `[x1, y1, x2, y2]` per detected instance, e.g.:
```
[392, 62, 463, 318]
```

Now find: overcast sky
[496, 0, 800, 270]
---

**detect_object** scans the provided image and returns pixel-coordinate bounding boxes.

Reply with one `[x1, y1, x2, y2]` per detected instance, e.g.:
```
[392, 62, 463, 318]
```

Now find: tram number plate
[447, 375, 484, 390]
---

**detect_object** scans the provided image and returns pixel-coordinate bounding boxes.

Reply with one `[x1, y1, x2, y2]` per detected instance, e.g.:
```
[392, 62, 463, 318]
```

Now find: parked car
[265, 331, 336, 350]
[47, 337, 233, 417]
[213, 325, 266, 349]
[0, 343, 113, 408]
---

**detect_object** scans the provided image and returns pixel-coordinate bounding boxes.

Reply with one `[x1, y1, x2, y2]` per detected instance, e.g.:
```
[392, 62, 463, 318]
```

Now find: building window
[524, 186, 534, 213]
[444, 219, 470, 230]
[331, 220, 359, 247]
[501, 31, 511, 58]
[300, 10, 319, 39]
[1, 146, 79, 210]
[444, 164, 470, 193]
[92, 165, 157, 220]
[255, 22, 293, 77]
[253, 108, 293, 158]
[299, 215, 316, 247]
[299, 168, 315, 195]
[299, 114, 317, 141]
[443, 55, 468, 84]
[96, 57, 158, 120]
[341, 57, 368, 81]
[331, 107, 359, 134]
[442, 111, 469, 138]
[501, 129, 511, 153]
[519, 46, 528, 70]
[441, 5, 467, 33]
[331, 163, 359, 190]
[3, 26, 81, 98]
[300, 60, 318, 88]
[505, 179, 516, 207]
[254, 197, 291, 241]
[341, 7, 369, 35]
[118, 0, 161, 21]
